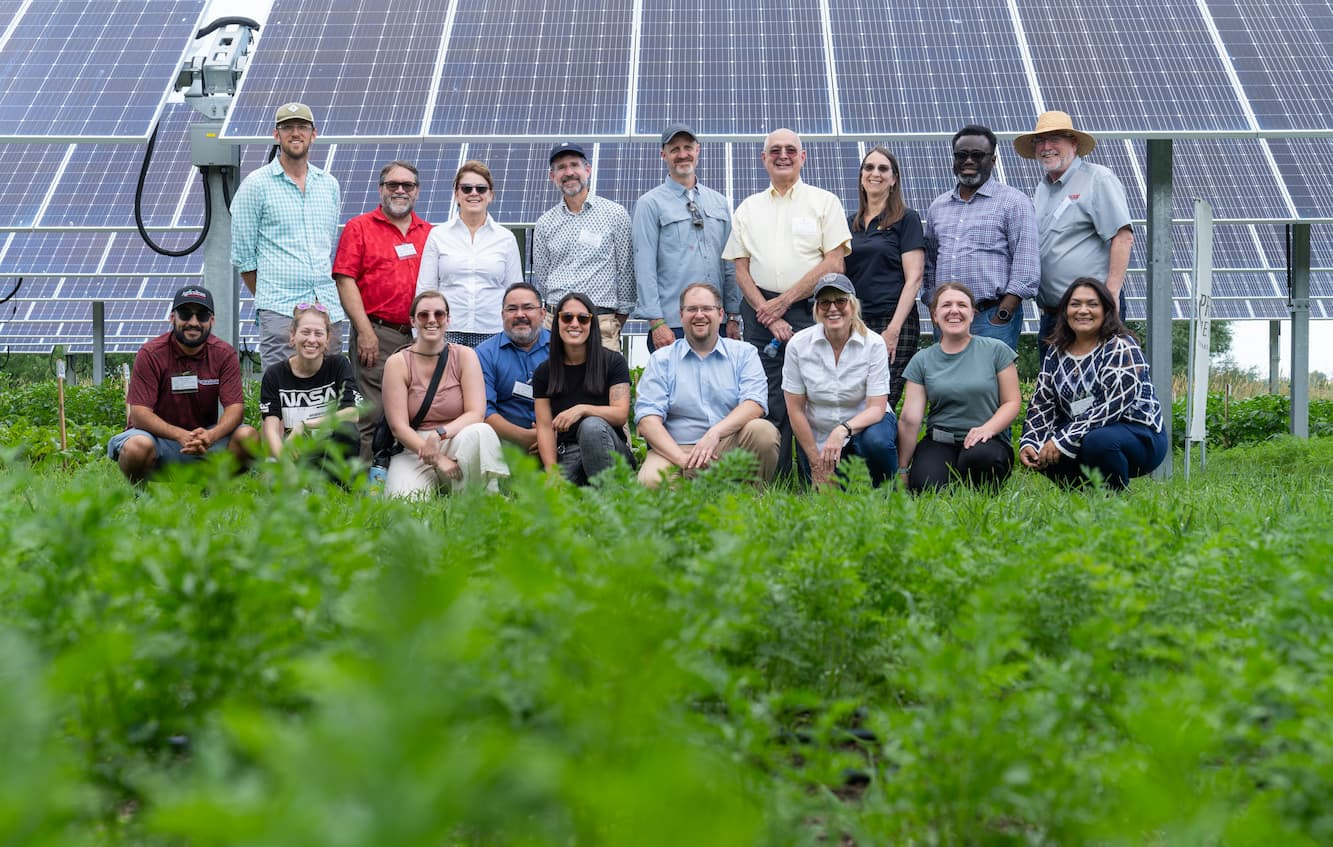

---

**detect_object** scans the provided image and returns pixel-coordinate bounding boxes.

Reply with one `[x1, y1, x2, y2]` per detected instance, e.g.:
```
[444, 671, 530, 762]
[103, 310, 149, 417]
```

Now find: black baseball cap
[171, 285, 215, 315]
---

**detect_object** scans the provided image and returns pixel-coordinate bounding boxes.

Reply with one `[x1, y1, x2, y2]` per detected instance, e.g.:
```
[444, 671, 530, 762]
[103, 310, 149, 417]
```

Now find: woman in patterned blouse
[1019, 277, 1167, 489]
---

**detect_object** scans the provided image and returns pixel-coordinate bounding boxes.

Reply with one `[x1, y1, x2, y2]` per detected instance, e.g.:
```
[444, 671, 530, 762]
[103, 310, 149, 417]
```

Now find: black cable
[135, 123, 210, 257]
[195, 16, 260, 38]
[0, 277, 21, 304]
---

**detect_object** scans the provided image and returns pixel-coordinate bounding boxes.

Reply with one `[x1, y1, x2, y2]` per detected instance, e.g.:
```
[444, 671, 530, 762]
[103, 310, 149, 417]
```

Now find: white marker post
[55, 357, 69, 462]
[1184, 199, 1213, 479]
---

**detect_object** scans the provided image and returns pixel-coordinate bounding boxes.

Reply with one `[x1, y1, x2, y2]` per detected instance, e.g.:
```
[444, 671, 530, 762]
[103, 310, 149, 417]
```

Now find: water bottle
[763, 338, 781, 359]
[367, 461, 388, 494]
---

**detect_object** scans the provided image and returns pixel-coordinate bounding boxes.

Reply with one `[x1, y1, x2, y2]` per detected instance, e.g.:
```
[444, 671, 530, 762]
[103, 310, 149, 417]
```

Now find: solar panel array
[0, 0, 1329, 354]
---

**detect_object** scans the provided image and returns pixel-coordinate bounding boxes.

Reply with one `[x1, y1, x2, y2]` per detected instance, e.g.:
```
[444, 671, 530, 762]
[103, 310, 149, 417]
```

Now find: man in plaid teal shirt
[232, 102, 346, 371]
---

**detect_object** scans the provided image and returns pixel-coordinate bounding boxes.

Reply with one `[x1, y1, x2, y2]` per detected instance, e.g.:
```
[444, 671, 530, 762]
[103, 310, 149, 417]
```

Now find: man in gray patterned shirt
[532, 142, 635, 351]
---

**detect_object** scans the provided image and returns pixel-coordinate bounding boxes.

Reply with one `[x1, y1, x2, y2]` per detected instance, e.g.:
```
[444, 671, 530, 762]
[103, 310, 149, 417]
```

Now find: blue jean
[797, 411, 899, 488]
[556, 416, 636, 485]
[1039, 422, 1168, 490]
[107, 428, 232, 463]
[971, 302, 1021, 352]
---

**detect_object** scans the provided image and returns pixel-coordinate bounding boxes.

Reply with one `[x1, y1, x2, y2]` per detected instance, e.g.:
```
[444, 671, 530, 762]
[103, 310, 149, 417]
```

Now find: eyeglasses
[415, 309, 448, 322]
[861, 163, 893, 173]
[1033, 133, 1077, 145]
[686, 199, 704, 230]
[176, 307, 210, 322]
[766, 145, 800, 157]
[953, 149, 993, 163]
[816, 296, 851, 309]
[457, 184, 490, 195]
[295, 302, 328, 313]
[277, 122, 313, 134]
[503, 303, 543, 314]
[558, 311, 593, 325]
[681, 305, 720, 315]
[380, 180, 418, 192]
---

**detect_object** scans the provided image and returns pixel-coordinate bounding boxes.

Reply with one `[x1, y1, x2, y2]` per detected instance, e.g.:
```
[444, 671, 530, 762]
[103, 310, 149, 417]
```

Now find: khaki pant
[543, 310, 622, 351]
[637, 418, 780, 488]
[350, 321, 412, 461]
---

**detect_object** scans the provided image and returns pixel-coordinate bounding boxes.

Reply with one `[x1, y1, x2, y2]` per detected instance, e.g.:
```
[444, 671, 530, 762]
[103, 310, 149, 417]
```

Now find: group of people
[106, 102, 1168, 493]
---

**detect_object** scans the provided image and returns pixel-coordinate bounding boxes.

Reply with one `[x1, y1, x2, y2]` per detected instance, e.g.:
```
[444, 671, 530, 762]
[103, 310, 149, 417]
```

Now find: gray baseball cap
[660, 123, 697, 145]
[810, 273, 855, 302]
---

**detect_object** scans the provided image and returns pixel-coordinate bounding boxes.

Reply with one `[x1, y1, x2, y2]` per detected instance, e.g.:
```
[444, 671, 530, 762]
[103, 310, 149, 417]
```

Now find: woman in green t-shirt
[897, 283, 1022, 492]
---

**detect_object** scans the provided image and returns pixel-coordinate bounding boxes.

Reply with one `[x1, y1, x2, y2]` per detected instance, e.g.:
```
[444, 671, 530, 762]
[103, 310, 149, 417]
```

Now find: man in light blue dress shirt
[232, 102, 345, 371]
[634, 283, 780, 486]
[632, 124, 740, 351]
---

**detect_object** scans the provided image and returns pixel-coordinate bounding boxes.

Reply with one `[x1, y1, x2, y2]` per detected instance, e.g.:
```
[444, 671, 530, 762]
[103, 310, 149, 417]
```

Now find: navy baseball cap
[549, 141, 587, 164]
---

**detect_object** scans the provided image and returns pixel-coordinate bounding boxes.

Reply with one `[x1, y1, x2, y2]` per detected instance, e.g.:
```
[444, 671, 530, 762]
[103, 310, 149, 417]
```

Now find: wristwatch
[995, 306, 1014, 322]
[435, 426, 449, 440]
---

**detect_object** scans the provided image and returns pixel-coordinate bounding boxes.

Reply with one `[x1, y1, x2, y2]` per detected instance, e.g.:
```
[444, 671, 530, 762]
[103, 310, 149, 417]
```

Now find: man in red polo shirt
[107, 286, 257, 482]
[333, 160, 433, 458]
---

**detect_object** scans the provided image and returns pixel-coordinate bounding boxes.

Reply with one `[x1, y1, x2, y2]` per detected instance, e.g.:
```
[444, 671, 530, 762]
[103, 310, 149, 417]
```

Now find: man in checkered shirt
[532, 142, 635, 352]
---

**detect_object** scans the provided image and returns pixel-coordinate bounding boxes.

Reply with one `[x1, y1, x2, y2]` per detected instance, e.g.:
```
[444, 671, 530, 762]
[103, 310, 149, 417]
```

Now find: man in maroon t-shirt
[333, 160, 432, 459]
[106, 286, 257, 482]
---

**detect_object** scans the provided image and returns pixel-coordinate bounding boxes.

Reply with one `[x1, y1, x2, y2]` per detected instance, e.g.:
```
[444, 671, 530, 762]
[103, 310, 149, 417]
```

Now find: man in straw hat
[1013, 111, 1134, 359]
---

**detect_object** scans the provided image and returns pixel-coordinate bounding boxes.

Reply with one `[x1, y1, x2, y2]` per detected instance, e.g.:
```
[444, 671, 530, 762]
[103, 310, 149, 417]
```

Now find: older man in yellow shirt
[722, 128, 852, 479]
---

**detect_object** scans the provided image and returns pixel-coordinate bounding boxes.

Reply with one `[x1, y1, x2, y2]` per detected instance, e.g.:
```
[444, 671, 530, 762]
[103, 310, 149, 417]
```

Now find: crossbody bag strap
[408, 343, 450, 431]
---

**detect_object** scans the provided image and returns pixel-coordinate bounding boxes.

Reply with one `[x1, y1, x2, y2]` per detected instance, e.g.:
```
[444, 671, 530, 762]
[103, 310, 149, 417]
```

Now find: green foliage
[1126, 319, 1233, 375]
[2, 431, 1333, 844]
[1173, 392, 1333, 447]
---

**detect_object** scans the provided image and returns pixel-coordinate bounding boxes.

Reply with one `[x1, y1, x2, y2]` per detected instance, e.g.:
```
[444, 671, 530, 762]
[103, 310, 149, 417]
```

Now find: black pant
[741, 289, 815, 480]
[907, 437, 1013, 493]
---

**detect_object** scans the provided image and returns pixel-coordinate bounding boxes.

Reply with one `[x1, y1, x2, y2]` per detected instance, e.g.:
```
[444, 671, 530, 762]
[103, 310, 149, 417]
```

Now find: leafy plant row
[2, 437, 1332, 844]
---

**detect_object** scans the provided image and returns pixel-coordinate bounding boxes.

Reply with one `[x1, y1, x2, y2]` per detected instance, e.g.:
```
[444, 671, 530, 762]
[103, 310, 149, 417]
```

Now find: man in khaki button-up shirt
[722, 128, 852, 478]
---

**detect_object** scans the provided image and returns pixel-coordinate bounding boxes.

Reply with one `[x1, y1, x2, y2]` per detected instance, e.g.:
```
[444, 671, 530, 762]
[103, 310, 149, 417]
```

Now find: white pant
[384, 422, 508, 498]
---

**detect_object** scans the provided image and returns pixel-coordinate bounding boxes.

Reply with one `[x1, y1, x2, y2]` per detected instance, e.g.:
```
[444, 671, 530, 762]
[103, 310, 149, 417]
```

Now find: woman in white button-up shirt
[416, 160, 524, 347]
[782, 273, 898, 488]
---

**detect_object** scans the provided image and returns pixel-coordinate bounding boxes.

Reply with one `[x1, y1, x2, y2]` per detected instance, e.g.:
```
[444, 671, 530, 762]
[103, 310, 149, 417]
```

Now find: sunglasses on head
[558, 311, 593, 326]
[295, 302, 328, 314]
[416, 309, 448, 322]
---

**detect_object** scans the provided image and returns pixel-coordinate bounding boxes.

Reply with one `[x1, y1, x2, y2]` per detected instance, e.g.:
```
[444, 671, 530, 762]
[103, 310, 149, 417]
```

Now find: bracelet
[649, 319, 667, 331]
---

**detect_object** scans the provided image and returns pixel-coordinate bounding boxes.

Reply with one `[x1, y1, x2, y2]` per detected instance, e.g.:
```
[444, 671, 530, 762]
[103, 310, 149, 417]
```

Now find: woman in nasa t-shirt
[260, 304, 361, 468]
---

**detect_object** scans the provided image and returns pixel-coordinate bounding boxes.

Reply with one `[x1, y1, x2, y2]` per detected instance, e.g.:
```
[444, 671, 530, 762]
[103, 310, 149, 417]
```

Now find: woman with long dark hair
[844, 146, 925, 409]
[1020, 277, 1166, 489]
[532, 292, 635, 484]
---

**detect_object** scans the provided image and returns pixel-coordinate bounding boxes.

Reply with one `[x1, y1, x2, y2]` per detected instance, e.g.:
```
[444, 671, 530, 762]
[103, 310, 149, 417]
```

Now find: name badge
[395, 243, 417, 259]
[512, 380, 534, 400]
[1069, 395, 1094, 417]
[791, 216, 817, 236]
[577, 230, 603, 249]
[171, 374, 199, 393]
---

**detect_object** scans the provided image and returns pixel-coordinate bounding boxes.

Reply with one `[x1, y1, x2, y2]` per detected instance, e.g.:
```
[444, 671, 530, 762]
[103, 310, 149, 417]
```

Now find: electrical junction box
[190, 122, 241, 168]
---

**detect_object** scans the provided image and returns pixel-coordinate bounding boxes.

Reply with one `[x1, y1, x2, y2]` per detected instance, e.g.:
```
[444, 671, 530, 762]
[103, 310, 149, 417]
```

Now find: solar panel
[0, 0, 205, 141]
[1266, 139, 1333, 219]
[830, 0, 1037, 135]
[0, 143, 70, 227]
[222, 0, 450, 140]
[595, 142, 728, 214]
[1208, 0, 1333, 131]
[1016, 0, 1249, 132]
[462, 143, 561, 225]
[432, 0, 634, 137]
[635, 0, 831, 135]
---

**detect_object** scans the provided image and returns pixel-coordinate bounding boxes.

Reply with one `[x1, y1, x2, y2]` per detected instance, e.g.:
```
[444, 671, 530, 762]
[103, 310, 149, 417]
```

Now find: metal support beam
[1145, 139, 1173, 477]
[1289, 223, 1310, 438]
[1268, 320, 1281, 393]
[192, 121, 242, 351]
[91, 301, 105, 385]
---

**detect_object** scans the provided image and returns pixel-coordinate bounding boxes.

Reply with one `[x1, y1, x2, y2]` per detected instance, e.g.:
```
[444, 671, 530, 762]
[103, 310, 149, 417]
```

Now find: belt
[547, 304, 617, 316]
[367, 313, 412, 334]
[974, 298, 1000, 312]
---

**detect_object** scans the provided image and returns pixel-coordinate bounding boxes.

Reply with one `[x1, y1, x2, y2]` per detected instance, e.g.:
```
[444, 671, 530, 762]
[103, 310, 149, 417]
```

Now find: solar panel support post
[91, 301, 105, 385]
[204, 164, 241, 349]
[1144, 139, 1173, 478]
[1288, 223, 1310, 439]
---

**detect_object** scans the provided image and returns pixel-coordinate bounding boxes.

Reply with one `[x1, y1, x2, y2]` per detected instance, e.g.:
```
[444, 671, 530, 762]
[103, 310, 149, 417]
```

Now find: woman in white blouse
[416, 160, 523, 347]
[782, 273, 897, 488]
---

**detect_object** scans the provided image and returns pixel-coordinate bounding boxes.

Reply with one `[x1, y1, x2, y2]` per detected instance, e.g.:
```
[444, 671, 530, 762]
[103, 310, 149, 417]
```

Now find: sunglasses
[176, 307, 211, 321]
[457, 184, 490, 195]
[686, 199, 704, 229]
[380, 180, 418, 192]
[415, 309, 448, 322]
[816, 296, 851, 309]
[861, 163, 893, 173]
[558, 311, 593, 326]
[295, 302, 328, 314]
[953, 149, 993, 163]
